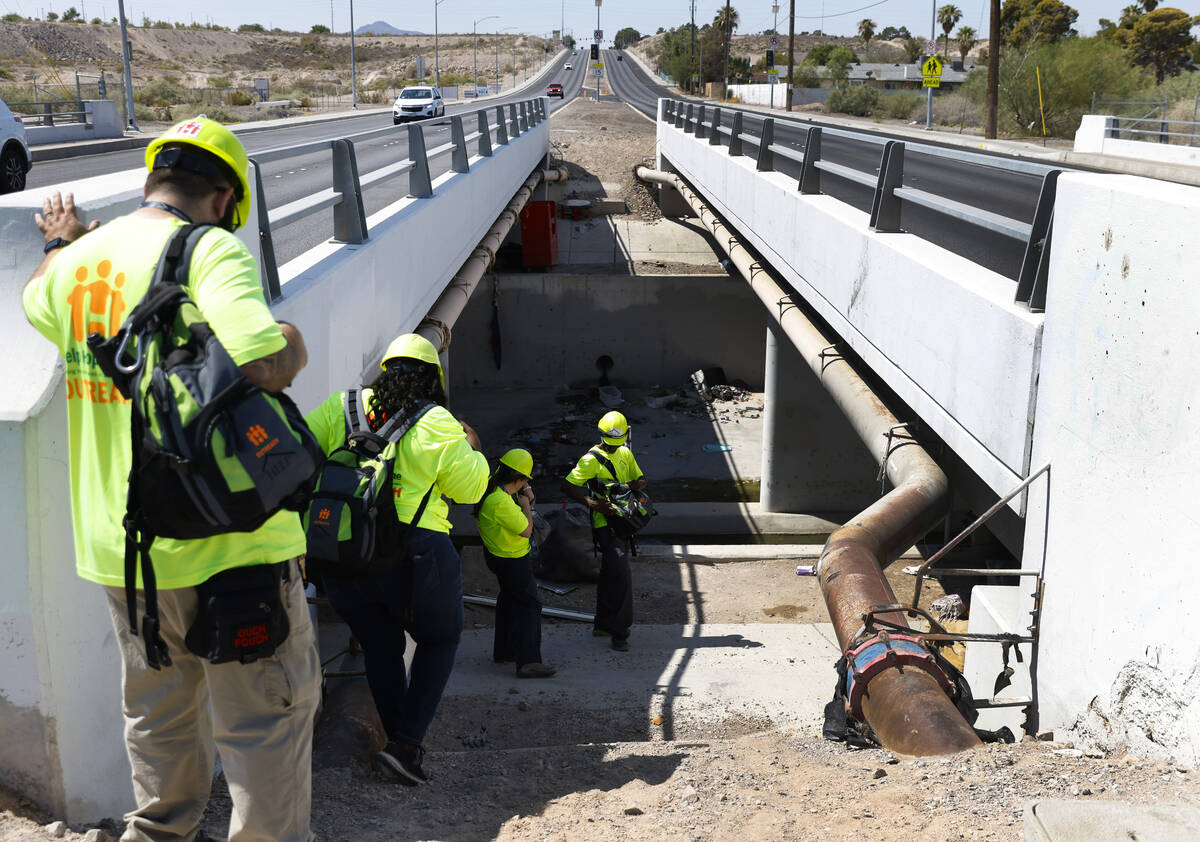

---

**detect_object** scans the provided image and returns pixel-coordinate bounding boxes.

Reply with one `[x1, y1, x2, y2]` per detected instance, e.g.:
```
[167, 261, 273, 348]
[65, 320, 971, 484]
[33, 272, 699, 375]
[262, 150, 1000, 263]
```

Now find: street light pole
[116, 0, 137, 130]
[786, 0, 795, 111]
[350, 0, 358, 109]
[926, 0, 935, 129]
[770, 2, 779, 109]
[434, 0, 448, 89]
[473, 15, 499, 99]
[595, 0, 602, 101]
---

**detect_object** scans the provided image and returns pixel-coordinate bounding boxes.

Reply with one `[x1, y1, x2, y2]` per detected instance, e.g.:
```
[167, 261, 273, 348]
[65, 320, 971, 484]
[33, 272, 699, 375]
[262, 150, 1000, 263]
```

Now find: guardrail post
[799, 126, 822, 194]
[756, 118, 775, 171]
[709, 107, 722, 145]
[450, 115, 470, 173]
[408, 125, 433, 198]
[516, 101, 526, 131]
[675, 100, 685, 129]
[1015, 169, 1060, 312]
[660, 99, 670, 123]
[695, 104, 706, 138]
[248, 160, 282, 302]
[495, 106, 509, 145]
[477, 110, 493, 156]
[509, 103, 521, 138]
[869, 140, 904, 232]
[729, 110, 743, 156]
[331, 138, 368, 243]
[685, 103, 694, 132]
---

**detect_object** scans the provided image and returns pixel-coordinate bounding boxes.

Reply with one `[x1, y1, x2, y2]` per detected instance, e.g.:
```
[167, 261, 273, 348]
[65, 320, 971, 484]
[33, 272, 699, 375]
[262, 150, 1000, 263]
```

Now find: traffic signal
[591, 43, 599, 61]
[766, 49, 775, 67]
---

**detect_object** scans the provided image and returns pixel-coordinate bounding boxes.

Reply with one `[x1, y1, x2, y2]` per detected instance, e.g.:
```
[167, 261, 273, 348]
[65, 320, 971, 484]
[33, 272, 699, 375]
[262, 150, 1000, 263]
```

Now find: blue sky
[17, 1, 1150, 40]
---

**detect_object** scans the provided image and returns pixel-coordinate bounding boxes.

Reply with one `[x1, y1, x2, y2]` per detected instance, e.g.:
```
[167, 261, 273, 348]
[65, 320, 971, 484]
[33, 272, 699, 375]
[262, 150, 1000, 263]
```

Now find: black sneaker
[611, 637, 630, 652]
[376, 741, 428, 785]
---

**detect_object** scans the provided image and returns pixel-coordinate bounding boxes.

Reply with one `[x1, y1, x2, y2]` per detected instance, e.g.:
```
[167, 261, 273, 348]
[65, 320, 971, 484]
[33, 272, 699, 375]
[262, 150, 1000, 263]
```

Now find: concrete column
[760, 322, 879, 513]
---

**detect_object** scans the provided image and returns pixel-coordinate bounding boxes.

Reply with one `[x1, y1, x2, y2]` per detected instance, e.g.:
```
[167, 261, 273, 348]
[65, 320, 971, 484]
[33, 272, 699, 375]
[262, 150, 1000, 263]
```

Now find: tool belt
[184, 561, 292, 664]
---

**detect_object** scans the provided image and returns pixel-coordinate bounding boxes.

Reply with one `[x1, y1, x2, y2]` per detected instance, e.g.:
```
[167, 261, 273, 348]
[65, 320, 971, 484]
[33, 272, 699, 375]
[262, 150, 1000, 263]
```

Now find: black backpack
[89, 224, 324, 668]
[587, 447, 656, 540]
[303, 389, 435, 579]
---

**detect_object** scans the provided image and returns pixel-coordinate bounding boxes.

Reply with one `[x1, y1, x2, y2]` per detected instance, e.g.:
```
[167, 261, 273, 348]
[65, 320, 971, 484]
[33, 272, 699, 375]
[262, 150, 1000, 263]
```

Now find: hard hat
[380, 333, 444, 389]
[145, 116, 252, 231]
[499, 448, 533, 479]
[597, 410, 628, 446]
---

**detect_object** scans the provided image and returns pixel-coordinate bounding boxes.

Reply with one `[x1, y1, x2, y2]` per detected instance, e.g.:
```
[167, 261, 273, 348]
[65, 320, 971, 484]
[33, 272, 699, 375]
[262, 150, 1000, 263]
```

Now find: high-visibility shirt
[305, 389, 488, 533]
[564, 444, 644, 528]
[477, 486, 531, 558]
[22, 214, 305, 588]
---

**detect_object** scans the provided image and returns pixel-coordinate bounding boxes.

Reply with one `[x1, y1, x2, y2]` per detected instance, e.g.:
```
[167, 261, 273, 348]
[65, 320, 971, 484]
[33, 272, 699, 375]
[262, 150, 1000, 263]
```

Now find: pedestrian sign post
[921, 55, 943, 89]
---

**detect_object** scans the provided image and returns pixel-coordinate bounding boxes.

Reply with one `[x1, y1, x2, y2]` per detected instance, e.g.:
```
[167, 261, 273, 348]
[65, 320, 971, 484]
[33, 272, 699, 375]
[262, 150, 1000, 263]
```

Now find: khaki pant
[104, 561, 321, 842]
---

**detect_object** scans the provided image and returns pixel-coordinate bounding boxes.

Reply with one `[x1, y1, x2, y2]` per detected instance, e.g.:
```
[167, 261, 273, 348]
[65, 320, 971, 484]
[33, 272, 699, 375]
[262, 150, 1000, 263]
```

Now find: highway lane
[605, 49, 1049, 280]
[28, 53, 586, 266]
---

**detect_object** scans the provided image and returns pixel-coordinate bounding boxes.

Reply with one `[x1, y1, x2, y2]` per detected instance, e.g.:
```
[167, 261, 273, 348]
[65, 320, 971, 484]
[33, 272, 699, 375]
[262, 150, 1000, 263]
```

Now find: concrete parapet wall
[1075, 114, 1200, 168]
[1027, 173, 1200, 760]
[0, 118, 549, 821]
[658, 122, 1043, 504]
[24, 100, 123, 146]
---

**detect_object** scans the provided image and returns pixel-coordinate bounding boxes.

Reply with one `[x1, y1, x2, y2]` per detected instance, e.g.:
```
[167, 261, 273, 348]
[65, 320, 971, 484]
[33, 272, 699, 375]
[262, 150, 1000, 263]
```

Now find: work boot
[516, 662, 557, 678]
[375, 741, 428, 785]
[611, 637, 630, 652]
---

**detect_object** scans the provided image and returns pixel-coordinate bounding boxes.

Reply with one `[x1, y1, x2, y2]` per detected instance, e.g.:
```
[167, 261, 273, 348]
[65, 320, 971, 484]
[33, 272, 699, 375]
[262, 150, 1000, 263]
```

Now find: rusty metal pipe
[416, 168, 546, 352]
[634, 165, 980, 755]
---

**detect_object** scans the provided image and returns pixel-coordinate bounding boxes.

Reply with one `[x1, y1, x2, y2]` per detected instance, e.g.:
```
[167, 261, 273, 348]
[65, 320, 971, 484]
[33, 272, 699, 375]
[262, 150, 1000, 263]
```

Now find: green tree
[1000, 0, 1079, 47]
[902, 36, 923, 62]
[61, 6, 81, 21]
[46, 11, 59, 21]
[879, 25, 913, 40]
[858, 18, 876, 45]
[237, 23, 265, 33]
[729, 55, 751, 81]
[937, 5, 963, 56]
[713, 5, 739, 34]
[825, 46, 857, 86]
[957, 26, 978, 62]
[563, 34, 576, 48]
[614, 27, 641, 48]
[90, 17, 101, 24]
[805, 43, 857, 65]
[309, 24, 330, 34]
[3, 12, 24, 21]
[1118, 8, 1199, 82]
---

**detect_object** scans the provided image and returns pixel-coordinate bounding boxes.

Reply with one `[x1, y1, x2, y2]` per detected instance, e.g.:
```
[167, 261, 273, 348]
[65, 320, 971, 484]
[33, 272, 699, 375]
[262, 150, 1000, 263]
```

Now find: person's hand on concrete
[35, 192, 99, 245]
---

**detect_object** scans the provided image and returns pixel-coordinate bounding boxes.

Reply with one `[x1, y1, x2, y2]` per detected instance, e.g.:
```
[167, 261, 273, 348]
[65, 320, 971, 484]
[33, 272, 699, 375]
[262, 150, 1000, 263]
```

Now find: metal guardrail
[1108, 116, 1200, 148]
[663, 98, 1065, 312]
[249, 96, 548, 301]
[6, 100, 88, 127]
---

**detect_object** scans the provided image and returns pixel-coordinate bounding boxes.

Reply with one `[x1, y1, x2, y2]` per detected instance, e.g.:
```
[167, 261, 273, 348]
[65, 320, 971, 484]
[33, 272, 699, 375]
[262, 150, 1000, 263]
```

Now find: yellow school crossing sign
[921, 55, 943, 88]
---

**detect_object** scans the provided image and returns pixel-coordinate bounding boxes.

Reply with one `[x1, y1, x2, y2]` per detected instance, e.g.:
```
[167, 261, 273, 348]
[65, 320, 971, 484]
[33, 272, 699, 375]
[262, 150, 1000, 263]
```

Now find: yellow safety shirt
[22, 215, 306, 588]
[306, 389, 488, 533]
[477, 486, 531, 558]
[565, 445, 644, 528]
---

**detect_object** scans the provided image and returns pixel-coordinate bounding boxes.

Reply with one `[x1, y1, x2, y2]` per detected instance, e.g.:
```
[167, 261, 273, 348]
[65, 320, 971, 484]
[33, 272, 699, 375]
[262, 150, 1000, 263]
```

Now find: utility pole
[434, 0, 446, 89]
[985, 0, 999, 138]
[330, 0, 334, 34]
[689, 0, 696, 93]
[785, 0, 795, 111]
[349, 0, 358, 109]
[925, 0, 934, 129]
[595, 0, 602, 101]
[770, 3, 779, 108]
[116, 0, 137, 130]
[721, 0, 731, 102]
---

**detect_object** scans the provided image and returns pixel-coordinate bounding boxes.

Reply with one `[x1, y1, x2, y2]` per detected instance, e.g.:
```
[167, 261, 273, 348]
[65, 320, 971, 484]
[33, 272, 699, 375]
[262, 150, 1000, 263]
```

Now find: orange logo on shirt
[246, 425, 269, 446]
[67, 260, 126, 342]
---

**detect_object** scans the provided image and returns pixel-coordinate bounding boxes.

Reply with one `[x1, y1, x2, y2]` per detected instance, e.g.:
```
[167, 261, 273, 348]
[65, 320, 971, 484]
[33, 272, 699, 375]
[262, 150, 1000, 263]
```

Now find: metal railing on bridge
[661, 98, 1065, 312]
[248, 96, 548, 301]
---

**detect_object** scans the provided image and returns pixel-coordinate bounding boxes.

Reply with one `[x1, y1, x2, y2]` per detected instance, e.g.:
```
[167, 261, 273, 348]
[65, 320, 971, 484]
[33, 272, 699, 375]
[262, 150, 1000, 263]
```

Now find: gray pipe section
[634, 165, 980, 755]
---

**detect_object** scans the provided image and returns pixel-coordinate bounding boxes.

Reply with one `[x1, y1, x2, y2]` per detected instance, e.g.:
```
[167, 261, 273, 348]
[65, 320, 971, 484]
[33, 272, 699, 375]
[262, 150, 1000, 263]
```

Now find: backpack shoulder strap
[343, 388, 362, 438]
[375, 400, 438, 444]
[167, 223, 218, 289]
[588, 447, 621, 482]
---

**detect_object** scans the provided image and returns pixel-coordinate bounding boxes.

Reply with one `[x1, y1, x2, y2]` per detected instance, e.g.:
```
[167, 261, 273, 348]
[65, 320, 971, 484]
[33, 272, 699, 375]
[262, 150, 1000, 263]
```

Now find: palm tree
[937, 5, 962, 57]
[858, 18, 876, 46]
[714, 4, 739, 99]
[956, 25, 977, 63]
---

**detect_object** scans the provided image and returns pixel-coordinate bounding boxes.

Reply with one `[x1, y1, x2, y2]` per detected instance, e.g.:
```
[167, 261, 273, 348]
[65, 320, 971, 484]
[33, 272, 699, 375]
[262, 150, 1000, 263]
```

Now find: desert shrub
[931, 91, 983, 127]
[879, 91, 924, 120]
[180, 106, 237, 123]
[208, 76, 231, 88]
[134, 79, 190, 107]
[228, 90, 254, 106]
[299, 35, 322, 54]
[237, 23, 265, 33]
[826, 84, 879, 116]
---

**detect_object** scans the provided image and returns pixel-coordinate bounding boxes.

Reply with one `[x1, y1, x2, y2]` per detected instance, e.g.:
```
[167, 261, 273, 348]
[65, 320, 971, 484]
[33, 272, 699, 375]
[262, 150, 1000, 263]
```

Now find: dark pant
[593, 526, 633, 641]
[484, 549, 544, 668]
[320, 528, 463, 747]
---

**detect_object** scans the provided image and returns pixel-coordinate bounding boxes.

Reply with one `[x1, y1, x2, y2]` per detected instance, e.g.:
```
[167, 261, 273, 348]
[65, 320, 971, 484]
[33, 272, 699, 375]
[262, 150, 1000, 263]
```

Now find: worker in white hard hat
[560, 410, 647, 651]
[305, 332, 488, 785]
[475, 448, 556, 678]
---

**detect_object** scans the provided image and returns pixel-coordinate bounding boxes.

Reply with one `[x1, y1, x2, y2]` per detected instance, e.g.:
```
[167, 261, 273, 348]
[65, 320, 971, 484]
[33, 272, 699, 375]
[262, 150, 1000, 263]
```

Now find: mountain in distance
[354, 21, 424, 36]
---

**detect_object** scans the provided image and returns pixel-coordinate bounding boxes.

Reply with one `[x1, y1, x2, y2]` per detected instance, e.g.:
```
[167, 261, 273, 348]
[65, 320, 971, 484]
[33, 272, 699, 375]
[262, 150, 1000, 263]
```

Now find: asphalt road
[603, 48, 1051, 280]
[29, 53, 588, 265]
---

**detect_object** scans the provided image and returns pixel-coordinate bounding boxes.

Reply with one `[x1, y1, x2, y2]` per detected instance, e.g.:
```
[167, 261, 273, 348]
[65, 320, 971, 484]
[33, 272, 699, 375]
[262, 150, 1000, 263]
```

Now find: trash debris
[795, 564, 815, 576]
[702, 444, 733, 452]
[646, 392, 685, 409]
[690, 367, 728, 402]
[624, 807, 644, 816]
[598, 385, 624, 408]
[537, 582, 578, 596]
[462, 727, 488, 748]
[517, 700, 533, 712]
[931, 594, 966, 622]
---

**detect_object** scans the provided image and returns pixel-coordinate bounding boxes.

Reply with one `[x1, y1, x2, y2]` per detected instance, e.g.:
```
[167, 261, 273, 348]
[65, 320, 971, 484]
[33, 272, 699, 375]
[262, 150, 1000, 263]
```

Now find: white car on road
[392, 86, 445, 124]
[0, 98, 32, 193]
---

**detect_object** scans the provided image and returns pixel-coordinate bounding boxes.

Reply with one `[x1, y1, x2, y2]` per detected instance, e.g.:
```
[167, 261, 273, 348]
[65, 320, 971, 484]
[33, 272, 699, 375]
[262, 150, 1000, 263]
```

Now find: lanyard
[139, 200, 193, 224]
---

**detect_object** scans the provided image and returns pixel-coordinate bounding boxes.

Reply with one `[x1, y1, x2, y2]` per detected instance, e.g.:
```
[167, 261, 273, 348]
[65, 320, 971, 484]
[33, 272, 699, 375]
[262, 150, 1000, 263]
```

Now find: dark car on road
[547, 83, 564, 98]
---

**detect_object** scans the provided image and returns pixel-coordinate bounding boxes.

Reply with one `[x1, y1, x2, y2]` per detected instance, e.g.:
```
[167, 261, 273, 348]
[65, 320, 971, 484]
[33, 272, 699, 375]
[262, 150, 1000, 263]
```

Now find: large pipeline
[635, 165, 981, 755]
[416, 165, 568, 352]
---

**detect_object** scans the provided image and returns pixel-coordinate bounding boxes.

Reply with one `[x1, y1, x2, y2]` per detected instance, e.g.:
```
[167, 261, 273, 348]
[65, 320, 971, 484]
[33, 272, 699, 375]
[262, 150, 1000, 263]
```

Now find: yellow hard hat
[145, 116, 252, 231]
[380, 333, 444, 389]
[598, 410, 628, 445]
[499, 448, 533, 478]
